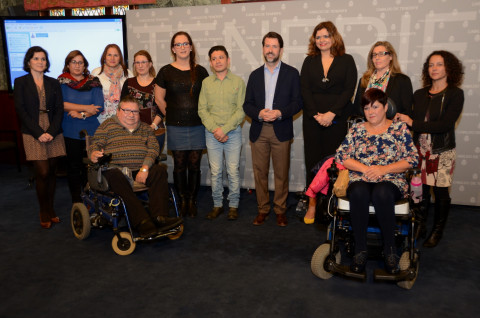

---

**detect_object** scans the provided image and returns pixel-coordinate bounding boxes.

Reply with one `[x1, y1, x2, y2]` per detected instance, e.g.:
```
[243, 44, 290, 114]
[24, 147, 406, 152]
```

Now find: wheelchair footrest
[328, 261, 367, 280]
[373, 269, 415, 282]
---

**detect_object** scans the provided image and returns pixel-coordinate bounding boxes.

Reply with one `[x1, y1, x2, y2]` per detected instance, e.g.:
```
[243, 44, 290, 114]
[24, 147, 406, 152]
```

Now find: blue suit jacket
[243, 62, 302, 142]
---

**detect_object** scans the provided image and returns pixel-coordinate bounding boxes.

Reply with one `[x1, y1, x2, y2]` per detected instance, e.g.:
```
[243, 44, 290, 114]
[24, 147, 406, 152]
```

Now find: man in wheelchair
[335, 88, 418, 274]
[88, 95, 182, 238]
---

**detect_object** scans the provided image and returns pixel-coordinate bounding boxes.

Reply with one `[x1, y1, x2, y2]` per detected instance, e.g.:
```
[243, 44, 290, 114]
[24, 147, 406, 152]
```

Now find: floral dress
[335, 121, 418, 197]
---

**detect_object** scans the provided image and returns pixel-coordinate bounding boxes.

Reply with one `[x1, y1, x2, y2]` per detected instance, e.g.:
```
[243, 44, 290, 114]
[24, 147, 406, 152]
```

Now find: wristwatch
[81, 112, 86, 120]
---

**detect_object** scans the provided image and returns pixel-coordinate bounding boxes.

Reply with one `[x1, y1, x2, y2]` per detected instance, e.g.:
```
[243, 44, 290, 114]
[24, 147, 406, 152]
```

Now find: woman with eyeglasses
[121, 50, 165, 151]
[14, 46, 66, 228]
[396, 51, 464, 248]
[301, 21, 357, 224]
[353, 41, 413, 117]
[91, 43, 133, 123]
[154, 31, 209, 218]
[58, 50, 103, 203]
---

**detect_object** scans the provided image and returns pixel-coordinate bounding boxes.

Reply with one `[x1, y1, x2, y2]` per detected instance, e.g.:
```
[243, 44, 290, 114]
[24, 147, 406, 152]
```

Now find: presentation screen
[0, 16, 127, 91]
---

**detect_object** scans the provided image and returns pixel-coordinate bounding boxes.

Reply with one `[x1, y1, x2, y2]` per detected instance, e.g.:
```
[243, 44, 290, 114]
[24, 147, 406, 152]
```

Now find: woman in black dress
[154, 31, 209, 217]
[301, 21, 357, 223]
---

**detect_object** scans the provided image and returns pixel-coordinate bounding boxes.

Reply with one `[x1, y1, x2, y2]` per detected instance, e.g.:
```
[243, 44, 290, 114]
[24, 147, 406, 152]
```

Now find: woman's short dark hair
[421, 50, 464, 87]
[262, 31, 284, 48]
[23, 46, 50, 73]
[361, 88, 388, 108]
[62, 50, 90, 76]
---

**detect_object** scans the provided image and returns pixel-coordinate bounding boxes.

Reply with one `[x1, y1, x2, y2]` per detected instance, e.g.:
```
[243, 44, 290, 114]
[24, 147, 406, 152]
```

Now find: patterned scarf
[57, 73, 102, 91]
[103, 65, 124, 103]
[367, 69, 391, 92]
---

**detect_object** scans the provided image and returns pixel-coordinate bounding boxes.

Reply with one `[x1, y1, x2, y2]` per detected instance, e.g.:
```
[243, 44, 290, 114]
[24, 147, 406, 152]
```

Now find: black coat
[14, 73, 64, 139]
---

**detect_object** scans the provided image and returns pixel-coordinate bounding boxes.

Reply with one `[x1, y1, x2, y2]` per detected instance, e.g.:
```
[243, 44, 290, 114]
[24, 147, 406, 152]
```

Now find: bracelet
[140, 168, 148, 172]
[81, 112, 86, 120]
[151, 123, 158, 130]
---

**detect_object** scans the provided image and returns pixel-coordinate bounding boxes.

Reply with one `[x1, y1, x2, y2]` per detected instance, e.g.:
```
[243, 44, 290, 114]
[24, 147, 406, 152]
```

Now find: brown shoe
[253, 213, 268, 225]
[227, 207, 238, 220]
[206, 207, 223, 220]
[276, 214, 287, 227]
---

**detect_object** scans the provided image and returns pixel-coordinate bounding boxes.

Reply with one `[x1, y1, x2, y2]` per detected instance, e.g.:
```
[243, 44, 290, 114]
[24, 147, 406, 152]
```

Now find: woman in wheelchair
[89, 95, 182, 238]
[335, 88, 418, 274]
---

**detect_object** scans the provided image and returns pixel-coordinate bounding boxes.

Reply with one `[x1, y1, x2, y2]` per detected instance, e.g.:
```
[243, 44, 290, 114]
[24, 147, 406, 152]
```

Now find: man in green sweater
[89, 95, 181, 237]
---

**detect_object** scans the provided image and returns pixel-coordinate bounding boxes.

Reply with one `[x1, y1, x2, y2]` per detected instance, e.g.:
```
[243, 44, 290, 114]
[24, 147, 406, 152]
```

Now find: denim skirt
[166, 125, 206, 151]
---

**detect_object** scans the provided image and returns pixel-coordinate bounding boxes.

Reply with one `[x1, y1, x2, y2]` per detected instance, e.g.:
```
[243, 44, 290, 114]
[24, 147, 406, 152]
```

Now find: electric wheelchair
[70, 152, 183, 256]
[310, 160, 420, 289]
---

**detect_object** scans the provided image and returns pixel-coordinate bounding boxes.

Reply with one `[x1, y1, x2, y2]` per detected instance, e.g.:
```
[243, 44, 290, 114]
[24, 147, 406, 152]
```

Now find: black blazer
[353, 72, 413, 117]
[14, 73, 64, 139]
[243, 62, 302, 142]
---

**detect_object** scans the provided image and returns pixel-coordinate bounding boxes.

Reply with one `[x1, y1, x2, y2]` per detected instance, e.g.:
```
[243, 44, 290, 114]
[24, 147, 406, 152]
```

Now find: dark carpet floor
[1, 164, 479, 318]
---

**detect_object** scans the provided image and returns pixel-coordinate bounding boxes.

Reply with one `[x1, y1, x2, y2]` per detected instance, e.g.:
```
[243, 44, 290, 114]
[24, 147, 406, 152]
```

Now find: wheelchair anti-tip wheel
[112, 232, 136, 256]
[167, 224, 184, 240]
[71, 203, 91, 240]
[397, 251, 419, 290]
[311, 243, 341, 279]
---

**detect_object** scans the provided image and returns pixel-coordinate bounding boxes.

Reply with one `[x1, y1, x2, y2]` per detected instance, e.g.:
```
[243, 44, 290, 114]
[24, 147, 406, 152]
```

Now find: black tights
[348, 181, 402, 255]
[171, 150, 203, 173]
[33, 158, 59, 222]
[423, 184, 450, 202]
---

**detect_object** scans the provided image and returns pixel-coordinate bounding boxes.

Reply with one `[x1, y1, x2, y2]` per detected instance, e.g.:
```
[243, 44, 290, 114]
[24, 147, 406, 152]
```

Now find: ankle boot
[173, 171, 188, 217]
[187, 170, 201, 218]
[423, 198, 450, 248]
[414, 197, 430, 240]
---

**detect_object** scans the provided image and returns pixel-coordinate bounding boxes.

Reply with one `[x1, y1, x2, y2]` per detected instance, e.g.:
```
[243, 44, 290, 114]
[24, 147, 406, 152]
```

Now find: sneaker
[350, 251, 368, 273]
[384, 253, 400, 274]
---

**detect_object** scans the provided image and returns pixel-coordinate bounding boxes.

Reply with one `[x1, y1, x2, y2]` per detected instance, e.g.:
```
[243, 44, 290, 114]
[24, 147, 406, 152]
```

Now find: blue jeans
[205, 126, 242, 208]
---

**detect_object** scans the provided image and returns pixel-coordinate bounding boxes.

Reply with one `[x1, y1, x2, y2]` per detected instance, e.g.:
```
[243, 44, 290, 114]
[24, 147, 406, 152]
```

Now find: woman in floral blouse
[335, 88, 418, 275]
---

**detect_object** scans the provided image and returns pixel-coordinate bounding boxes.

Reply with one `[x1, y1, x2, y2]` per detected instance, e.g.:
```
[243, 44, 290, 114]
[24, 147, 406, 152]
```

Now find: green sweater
[198, 70, 246, 134]
[88, 115, 159, 170]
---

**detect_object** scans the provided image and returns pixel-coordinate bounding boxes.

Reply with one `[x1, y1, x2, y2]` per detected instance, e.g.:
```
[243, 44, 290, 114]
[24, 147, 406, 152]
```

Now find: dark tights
[423, 184, 450, 202]
[171, 150, 203, 173]
[348, 181, 402, 255]
[33, 158, 59, 222]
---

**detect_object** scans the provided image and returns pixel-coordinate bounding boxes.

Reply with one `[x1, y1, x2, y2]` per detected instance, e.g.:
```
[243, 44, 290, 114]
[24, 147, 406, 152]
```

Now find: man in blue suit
[243, 31, 302, 227]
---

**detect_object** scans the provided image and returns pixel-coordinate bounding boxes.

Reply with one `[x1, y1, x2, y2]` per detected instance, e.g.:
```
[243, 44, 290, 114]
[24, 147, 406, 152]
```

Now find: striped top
[88, 115, 159, 170]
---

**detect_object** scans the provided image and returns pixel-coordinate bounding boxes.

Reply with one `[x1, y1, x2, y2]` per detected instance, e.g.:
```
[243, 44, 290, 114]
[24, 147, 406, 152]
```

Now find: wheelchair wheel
[397, 251, 419, 290]
[311, 243, 341, 280]
[167, 224, 184, 240]
[112, 232, 136, 256]
[71, 203, 91, 240]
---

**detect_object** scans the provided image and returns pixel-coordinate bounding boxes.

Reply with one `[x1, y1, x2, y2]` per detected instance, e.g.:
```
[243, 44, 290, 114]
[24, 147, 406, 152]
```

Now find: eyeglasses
[134, 61, 149, 66]
[372, 52, 390, 58]
[120, 108, 140, 115]
[174, 42, 190, 48]
[70, 60, 84, 65]
[315, 35, 331, 40]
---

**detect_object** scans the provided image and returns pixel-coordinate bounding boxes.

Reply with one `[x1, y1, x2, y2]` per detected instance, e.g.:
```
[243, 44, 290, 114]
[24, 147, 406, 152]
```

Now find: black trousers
[347, 181, 402, 254]
[65, 137, 87, 203]
[103, 164, 169, 227]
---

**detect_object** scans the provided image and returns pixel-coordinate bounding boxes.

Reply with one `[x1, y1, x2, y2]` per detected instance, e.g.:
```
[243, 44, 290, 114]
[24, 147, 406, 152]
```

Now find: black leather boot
[423, 198, 450, 248]
[414, 196, 430, 240]
[187, 170, 201, 218]
[173, 171, 188, 217]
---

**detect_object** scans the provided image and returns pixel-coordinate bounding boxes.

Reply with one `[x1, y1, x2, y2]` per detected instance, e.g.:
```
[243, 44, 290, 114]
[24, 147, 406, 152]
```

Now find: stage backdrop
[126, 0, 480, 206]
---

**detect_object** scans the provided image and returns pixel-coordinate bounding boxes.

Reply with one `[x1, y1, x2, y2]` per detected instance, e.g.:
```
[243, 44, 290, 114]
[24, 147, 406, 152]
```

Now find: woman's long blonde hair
[360, 41, 403, 88]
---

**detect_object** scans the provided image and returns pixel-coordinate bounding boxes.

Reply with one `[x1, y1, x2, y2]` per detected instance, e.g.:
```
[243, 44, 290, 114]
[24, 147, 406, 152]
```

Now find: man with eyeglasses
[89, 95, 182, 238]
[243, 32, 303, 227]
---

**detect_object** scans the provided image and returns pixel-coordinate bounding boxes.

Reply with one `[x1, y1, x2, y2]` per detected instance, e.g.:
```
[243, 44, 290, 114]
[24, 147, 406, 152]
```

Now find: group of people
[14, 21, 464, 265]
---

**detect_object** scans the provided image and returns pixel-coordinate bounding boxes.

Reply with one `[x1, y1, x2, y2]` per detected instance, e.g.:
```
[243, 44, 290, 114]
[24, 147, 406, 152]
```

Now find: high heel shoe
[50, 217, 60, 224]
[303, 217, 315, 224]
[40, 221, 52, 229]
